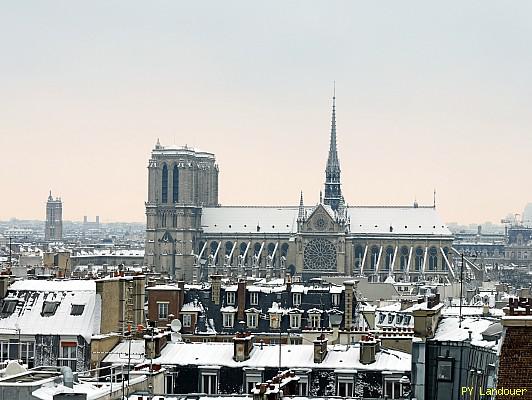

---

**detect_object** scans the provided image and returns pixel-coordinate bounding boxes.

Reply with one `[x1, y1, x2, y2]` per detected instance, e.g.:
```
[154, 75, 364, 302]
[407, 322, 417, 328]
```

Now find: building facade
[145, 97, 454, 283]
[45, 191, 63, 241]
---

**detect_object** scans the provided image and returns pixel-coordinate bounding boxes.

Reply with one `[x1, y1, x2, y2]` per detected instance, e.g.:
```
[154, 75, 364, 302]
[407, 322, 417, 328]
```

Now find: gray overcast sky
[1, 1, 531, 223]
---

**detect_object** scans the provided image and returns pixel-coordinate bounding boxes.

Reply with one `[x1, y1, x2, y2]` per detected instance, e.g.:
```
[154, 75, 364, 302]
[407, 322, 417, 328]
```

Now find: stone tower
[45, 191, 63, 241]
[144, 141, 218, 280]
[323, 92, 342, 211]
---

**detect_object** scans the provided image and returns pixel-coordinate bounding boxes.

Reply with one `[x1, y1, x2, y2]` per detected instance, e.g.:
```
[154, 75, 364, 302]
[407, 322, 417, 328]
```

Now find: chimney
[211, 274, 222, 305]
[313, 334, 328, 363]
[360, 335, 377, 364]
[344, 280, 355, 329]
[285, 273, 292, 291]
[233, 332, 254, 361]
[237, 279, 246, 321]
[482, 304, 490, 317]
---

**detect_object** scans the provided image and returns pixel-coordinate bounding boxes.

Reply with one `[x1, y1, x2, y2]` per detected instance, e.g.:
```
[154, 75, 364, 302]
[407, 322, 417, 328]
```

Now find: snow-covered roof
[432, 317, 500, 349]
[102, 339, 146, 364]
[181, 301, 204, 312]
[0, 280, 100, 342]
[199, 205, 452, 237]
[201, 207, 298, 234]
[149, 342, 411, 372]
[347, 206, 451, 236]
[72, 249, 144, 258]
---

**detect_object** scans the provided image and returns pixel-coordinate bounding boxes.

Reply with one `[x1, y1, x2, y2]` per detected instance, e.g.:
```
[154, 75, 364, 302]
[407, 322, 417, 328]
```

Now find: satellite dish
[170, 319, 182, 332]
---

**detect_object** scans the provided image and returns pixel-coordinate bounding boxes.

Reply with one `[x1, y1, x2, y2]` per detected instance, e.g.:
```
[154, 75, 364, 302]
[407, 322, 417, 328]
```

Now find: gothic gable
[303, 204, 337, 233]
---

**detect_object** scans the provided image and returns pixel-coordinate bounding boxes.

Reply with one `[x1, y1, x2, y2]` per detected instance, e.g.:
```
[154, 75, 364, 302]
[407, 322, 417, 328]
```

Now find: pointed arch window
[161, 164, 168, 203]
[415, 247, 424, 271]
[172, 165, 179, 203]
[400, 246, 409, 271]
[384, 246, 394, 270]
[429, 247, 438, 270]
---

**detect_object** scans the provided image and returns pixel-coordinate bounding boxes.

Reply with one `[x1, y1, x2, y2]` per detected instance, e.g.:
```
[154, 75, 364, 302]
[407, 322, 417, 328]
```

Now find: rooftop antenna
[433, 189, 436, 208]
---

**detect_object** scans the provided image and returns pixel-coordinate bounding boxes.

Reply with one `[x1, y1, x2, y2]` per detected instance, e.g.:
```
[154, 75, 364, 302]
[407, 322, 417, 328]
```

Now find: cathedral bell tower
[323, 89, 342, 211]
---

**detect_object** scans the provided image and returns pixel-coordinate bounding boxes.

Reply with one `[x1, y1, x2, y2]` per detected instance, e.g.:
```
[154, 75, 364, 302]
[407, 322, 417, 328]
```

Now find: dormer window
[293, 293, 301, 307]
[331, 293, 340, 307]
[250, 292, 259, 306]
[70, 304, 85, 316]
[1, 300, 17, 315]
[247, 313, 258, 328]
[227, 292, 236, 305]
[42, 301, 59, 317]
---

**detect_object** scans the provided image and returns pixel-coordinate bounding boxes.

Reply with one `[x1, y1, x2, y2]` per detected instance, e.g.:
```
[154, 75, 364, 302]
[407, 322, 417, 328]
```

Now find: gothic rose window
[304, 238, 336, 270]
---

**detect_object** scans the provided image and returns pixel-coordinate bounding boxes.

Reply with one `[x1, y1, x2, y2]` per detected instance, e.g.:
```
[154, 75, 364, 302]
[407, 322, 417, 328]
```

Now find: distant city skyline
[1, 1, 531, 224]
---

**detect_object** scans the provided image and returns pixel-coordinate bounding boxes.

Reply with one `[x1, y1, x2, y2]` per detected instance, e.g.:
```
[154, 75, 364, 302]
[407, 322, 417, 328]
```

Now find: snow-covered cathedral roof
[200, 205, 452, 236]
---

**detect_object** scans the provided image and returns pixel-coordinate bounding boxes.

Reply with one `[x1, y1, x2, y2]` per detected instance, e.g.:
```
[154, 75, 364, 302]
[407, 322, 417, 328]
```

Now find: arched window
[400, 246, 409, 271]
[172, 165, 179, 203]
[254, 243, 261, 256]
[429, 247, 438, 270]
[240, 242, 248, 255]
[267, 243, 276, 255]
[225, 241, 233, 256]
[354, 245, 364, 270]
[161, 164, 168, 203]
[415, 247, 424, 271]
[281, 243, 289, 257]
[210, 241, 219, 264]
[385, 246, 394, 270]
[370, 246, 380, 270]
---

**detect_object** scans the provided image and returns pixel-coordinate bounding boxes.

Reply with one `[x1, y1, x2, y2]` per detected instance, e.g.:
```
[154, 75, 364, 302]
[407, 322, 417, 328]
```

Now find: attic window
[42, 301, 60, 317]
[1, 300, 17, 315]
[228, 225, 231, 228]
[71, 304, 85, 316]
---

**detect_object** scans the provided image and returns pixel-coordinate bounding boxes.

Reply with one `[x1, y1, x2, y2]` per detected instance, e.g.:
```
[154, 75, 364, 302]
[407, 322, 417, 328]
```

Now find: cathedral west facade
[145, 96, 454, 283]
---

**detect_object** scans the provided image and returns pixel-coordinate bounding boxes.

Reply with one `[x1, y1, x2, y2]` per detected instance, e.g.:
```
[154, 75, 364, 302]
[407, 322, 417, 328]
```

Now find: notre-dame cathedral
[144, 96, 454, 283]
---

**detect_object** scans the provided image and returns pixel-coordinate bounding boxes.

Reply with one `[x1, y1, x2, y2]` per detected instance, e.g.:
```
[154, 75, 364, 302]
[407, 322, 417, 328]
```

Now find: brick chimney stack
[211, 274, 222, 305]
[360, 334, 377, 365]
[313, 334, 328, 363]
[497, 297, 532, 396]
[237, 279, 246, 321]
[344, 280, 355, 329]
[233, 331, 254, 362]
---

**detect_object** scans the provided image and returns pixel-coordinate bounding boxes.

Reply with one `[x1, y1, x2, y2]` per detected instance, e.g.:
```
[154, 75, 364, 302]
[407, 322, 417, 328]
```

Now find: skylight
[70, 304, 85, 316]
[42, 301, 60, 317]
[1, 300, 17, 315]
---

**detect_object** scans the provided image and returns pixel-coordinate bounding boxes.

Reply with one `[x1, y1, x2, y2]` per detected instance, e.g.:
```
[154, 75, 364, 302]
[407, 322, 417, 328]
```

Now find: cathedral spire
[324, 84, 342, 211]
[298, 191, 305, 221]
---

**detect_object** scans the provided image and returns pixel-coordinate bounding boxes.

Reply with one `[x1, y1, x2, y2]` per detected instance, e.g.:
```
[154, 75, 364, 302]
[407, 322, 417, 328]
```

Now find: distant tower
[323, 88, 342, 211]
[145, 142, 219, 280]
[45, 191, 63, 241]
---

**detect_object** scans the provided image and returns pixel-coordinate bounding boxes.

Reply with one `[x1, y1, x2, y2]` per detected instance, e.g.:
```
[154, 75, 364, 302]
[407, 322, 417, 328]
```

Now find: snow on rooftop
[103, 339, 147, 364]
[201, 207, 298, 234]
[142, 342, 411, 372]
[347, 206, 452, 236]
[200, 205, 452, 236]
[433, 317, 500, 349]
[0, 281, 100, 342]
